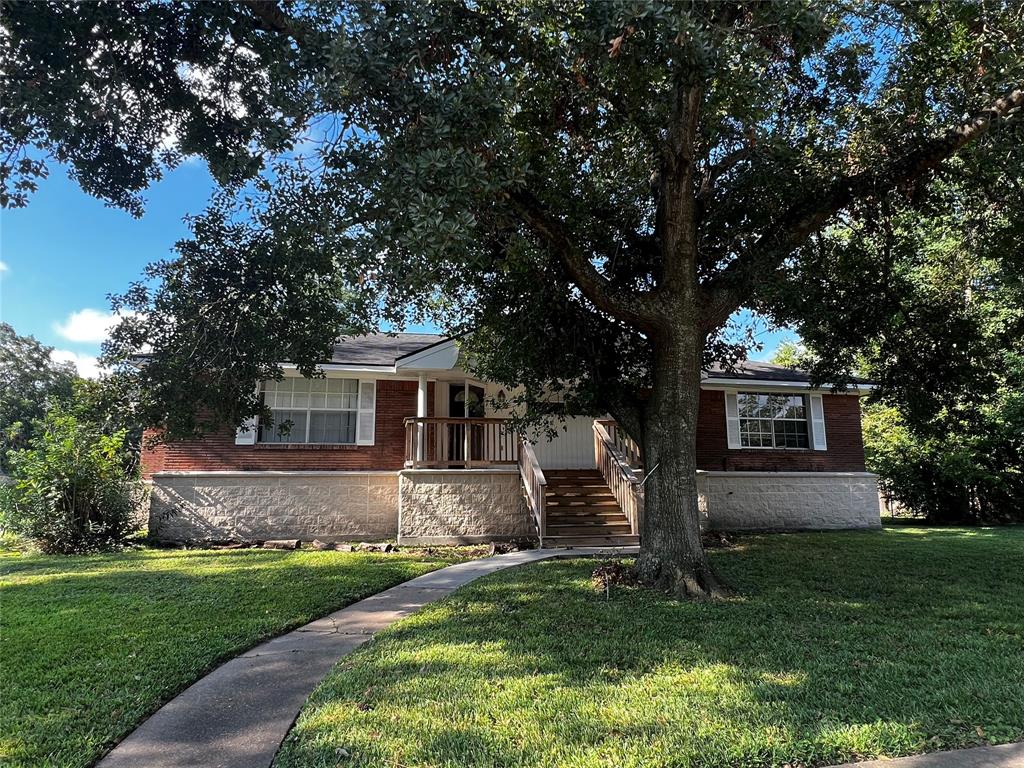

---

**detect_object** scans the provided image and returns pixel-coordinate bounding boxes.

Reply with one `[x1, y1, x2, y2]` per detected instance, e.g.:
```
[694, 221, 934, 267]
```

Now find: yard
[276, 526, 1024, 768]
[0, 545, 477, 768]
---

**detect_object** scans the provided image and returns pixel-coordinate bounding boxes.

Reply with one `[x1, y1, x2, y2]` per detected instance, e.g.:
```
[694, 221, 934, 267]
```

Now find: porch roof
[328, 333, 446, 366]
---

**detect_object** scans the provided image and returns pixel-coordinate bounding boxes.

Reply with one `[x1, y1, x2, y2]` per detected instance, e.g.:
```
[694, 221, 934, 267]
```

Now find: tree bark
[634, 322, 729, 600]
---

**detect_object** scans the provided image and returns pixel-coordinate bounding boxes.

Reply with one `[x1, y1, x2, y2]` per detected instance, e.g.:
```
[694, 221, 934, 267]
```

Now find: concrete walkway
[97, 546, 1022, 768]
[98, 547, 635, 768]
[829, 742, 1024, 767]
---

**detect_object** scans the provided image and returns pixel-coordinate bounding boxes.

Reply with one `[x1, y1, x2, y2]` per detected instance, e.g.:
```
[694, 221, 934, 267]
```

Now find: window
[259, 378, 364, 444]
[737, 392, 809, 449]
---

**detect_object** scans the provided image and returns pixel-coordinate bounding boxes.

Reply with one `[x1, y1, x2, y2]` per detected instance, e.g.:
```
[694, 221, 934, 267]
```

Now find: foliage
[2, 2, 1017, 437]
[768, 340, 807, 370]
[0, 546, 477, 768]
[793, 169, 1024, 523]
[0, 407, 141, 553]
[5, 1, 1023, 588]
[66, 374, 146, 457]
[864, 351, 1024, 523]
[276, 527, 1024, 768]
[0, 322, 75, 469]
[0, 0, 312, 213]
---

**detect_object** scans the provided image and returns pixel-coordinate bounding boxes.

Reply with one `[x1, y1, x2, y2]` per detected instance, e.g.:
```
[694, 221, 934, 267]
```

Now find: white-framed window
[736, 392, 810, 449]
[258, 377, 375, 445]
[725, 390, 827, 451]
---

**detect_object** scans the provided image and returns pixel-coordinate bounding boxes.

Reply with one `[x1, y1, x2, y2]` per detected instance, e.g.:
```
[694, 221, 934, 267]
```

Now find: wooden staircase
[541, 470, 640, 548]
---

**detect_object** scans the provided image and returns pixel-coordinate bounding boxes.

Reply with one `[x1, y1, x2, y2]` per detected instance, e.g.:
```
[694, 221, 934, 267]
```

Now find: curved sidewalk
[829, 742, 1024, 768]
[98, 547, 633, 768]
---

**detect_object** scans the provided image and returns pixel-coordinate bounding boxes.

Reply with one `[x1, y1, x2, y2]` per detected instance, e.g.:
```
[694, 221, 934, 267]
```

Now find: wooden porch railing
[593, 420, 644, 536]
[404, 417, 519, 469]
[596, 418, 643, 470]
[517, 439, 547, 545]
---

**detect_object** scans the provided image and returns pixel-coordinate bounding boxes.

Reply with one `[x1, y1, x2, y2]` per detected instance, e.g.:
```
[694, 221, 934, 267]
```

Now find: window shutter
[235, 381, 261, 445]
[724, 391, 741, 449]
[356, 380, 376, 445]
[235, 416, 258, 445]
[809, 393, 827, 450]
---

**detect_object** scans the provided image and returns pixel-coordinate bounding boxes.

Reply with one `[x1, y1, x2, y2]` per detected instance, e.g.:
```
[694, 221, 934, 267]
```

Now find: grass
[0, 544, 478, 768]
[276, 527, 1024, 768]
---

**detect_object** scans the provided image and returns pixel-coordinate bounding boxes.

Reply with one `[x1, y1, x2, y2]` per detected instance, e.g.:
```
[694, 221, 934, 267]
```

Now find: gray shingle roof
[704, 360, 872, 386]
[329, 332, 446, 366]
[328, 334, 869, 385]
[704, 361, 813, 382]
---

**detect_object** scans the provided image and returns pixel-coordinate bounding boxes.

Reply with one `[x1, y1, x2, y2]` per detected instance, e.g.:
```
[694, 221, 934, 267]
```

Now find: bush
[864, 393, 1024, 525]
[0, 408, 143, 553]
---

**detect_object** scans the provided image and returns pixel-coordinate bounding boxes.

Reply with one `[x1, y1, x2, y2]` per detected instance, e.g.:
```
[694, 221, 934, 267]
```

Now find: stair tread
[548, 520, 626, 528]
[530, 471, 638, 547]
[541, 535, 639, 548]
[547, 511, 625, 518]
[548, 501, 616, 506]
[548, 499, 615, 504]
[550, 513, 623, 519]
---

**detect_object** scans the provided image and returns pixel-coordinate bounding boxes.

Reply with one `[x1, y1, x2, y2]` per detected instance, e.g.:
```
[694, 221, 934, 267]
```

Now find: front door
[447, 383, 485, 463]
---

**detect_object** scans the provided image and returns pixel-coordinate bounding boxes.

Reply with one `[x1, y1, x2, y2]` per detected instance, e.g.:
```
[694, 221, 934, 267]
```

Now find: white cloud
[0, 260, 8, 273]
[53, 308, 134, 344]
[51, 349, 102, 379]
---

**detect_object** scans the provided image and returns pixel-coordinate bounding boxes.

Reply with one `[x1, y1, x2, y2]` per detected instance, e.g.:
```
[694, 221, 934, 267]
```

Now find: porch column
[463, 381, 471, 467]
[416, 372, 427, 462]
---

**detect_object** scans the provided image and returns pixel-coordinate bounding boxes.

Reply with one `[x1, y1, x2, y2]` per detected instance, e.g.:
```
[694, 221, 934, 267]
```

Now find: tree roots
[635, 552, 732, 601]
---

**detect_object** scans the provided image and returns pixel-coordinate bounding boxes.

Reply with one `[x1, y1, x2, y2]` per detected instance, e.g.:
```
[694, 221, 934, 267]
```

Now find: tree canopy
[0, 323, 76, 468]
[4, 0, 1022, 595]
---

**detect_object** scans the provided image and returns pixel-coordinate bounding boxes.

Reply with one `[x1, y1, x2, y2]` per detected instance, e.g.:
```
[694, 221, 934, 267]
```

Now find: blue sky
[0, 162, 216, 376]
[0, 163, 796, 377]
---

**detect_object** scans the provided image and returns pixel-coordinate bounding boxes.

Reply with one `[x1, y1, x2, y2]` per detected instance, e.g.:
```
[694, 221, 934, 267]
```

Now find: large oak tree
[3, 1, 1022, 596]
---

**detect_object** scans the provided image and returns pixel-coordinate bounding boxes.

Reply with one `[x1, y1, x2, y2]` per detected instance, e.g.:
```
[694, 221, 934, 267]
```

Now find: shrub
[864, 392, 1024, 525]
[0, 408, 143, 553]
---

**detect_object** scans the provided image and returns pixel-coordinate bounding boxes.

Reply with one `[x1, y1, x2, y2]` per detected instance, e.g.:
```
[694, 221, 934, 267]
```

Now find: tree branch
[239, 0, 299, 36]
[237, 0, 324, 52]
[704, 87, 1024, 326]
[507, 190, 661, 331]
[697, 145, 752, 201]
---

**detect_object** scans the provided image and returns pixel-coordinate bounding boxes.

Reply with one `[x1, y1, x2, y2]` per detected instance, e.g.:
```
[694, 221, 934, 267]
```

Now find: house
[143, 333, 882, 546]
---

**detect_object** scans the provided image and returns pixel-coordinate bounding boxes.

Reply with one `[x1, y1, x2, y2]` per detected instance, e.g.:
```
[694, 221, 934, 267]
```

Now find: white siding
[529, 416, 597, 469]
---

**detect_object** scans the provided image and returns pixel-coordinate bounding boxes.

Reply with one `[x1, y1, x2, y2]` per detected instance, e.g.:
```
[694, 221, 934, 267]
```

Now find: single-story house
[143, 333, 882, 546]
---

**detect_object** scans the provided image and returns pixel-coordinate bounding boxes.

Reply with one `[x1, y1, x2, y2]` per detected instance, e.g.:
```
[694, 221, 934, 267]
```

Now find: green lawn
[0, 545, 477, 768]
[276, 527, 1024, 768]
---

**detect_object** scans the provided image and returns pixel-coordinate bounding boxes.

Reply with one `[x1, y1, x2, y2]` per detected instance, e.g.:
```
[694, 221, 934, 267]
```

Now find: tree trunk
[634, 324, 729, 600]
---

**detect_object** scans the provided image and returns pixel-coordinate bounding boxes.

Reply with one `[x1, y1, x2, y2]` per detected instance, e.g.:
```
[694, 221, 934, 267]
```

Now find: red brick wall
[142, 380, 432, 477]
[696, 390, 866, 472]
[143, 381, 867, 476]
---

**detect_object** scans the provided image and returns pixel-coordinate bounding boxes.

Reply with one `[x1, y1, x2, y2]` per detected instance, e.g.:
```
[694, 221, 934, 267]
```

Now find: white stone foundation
[149, 471, 399, 542]
[398, 469, 533, 544]
[698, 471, 882, 531]
[148, 468, 881, 544]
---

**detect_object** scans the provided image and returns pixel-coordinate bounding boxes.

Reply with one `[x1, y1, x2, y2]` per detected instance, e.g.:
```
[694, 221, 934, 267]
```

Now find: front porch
[402, 415, 645, 547]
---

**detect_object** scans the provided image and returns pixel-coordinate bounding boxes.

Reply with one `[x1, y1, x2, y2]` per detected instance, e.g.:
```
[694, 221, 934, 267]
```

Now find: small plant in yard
[591, 560, 640, 598]
[0, 406, 142, 553]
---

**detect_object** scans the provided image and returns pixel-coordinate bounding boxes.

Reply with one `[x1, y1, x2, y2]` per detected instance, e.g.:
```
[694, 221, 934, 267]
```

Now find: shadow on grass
[0, 549, 459, 768]
[277, 527, 1024, 768]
